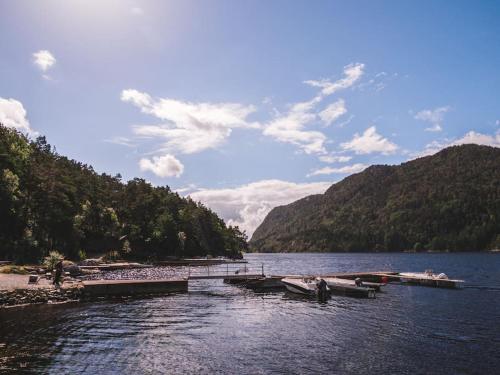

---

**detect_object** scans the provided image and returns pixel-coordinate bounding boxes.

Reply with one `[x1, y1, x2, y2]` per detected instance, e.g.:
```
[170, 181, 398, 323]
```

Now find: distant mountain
[250, 144, 500, 252]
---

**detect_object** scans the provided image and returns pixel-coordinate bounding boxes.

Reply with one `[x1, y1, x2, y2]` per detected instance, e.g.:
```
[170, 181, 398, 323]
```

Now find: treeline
[0, 124, 247, 263]
[250, 144, 500, 252]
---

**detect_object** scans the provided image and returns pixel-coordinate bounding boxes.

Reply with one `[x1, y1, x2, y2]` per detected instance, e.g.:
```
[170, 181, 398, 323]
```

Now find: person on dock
[53, 259, 63, 287]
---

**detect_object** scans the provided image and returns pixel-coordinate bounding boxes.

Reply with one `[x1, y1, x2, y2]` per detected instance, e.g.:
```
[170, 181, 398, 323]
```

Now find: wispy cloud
[341, 126, 398, 155]
[104, 136, 136, 148]
[308, 163, 368, 177]
[0, 97, 37, 135]
[121, 63, 367, 175]
[304, 63, 365, 95]
[318, 155, 352, 163]
[139, 154, 184, 178]
[319, 99, 346, 126]
[414, 106, 450, 132]
[263, 96, 327, 154]
[189, 179, 332, 236]
[263, 63, 365, 155]
[121, 89, 259, 155]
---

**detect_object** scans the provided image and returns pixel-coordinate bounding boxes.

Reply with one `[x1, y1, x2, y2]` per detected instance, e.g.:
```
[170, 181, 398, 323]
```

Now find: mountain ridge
[250, 144, 500, 252]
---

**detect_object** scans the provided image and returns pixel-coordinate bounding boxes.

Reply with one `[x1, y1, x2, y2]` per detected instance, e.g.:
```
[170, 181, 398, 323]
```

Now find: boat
[398, 269, 464, 289]
[242, 276, 286, 290]
[322, 277, 376, 298]
[281, 277, 328, 296]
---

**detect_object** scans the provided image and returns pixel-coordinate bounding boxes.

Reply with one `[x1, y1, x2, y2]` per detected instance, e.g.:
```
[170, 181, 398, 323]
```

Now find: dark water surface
[1, 253, 499, 374]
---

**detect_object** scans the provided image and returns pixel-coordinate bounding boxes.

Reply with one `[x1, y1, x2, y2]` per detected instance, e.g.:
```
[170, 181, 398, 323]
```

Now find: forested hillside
[0, 124, 247, 263]
[250, 144, 500, 252]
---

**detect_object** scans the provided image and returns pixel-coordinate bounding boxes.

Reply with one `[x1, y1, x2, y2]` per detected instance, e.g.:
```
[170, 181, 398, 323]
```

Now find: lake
[1, 252, 499, 374]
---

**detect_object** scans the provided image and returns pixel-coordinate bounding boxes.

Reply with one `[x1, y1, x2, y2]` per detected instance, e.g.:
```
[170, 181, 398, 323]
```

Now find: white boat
[281, 277, 326, 296]
[322, 277, 376, 298]
[398, 270, 464, 288]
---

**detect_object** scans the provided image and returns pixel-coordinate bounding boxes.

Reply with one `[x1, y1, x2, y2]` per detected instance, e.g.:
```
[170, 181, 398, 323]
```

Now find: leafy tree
[0, 124, 246, 263]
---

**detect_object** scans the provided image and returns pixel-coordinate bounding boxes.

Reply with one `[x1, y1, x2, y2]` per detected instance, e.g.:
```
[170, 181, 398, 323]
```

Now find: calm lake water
[1, 252, 499, 374]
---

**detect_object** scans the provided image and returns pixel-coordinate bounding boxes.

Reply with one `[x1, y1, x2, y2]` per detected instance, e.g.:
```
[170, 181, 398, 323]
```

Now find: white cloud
[341, 126, 398, 155]
[319, 99, 347, 126]
[414, 106, 450, 132]
[263, 63, 364, 155]
[304, 63, 365, 95]
[455, 131, 500, 146]
[414, 130, 500, 158]
[0, 97, 37, 135]
[189, 179, 332, 236]
[121, 89, 259, 154]
[496, 120, 499, 126]
[139, 154, 184, 178]
[263, 96, 327, 154]
[318, 155, 352, 163]
[121, 89, 152, 108]
[308, 163, 368, 177]
[33, 50, 56, 72]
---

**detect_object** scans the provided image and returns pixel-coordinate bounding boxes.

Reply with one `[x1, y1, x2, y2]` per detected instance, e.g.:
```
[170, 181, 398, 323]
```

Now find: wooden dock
[223, 270, 464, 290]
[78, 266, 464, 300]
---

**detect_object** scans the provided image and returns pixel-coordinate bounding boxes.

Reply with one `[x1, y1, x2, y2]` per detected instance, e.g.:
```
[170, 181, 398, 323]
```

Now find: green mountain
[0, 124, 247, 263]
[250, 144, 500, 252]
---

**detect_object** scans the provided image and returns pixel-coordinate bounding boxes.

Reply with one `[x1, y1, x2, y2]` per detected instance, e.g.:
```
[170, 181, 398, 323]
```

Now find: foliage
[0, 124, 247, 263]
[250, 144, 500, 252]
[0, 265, 29, 274]
[78, 249, 87, 261]
[43, 250, 64, 270]
[103, 250, 120, 262]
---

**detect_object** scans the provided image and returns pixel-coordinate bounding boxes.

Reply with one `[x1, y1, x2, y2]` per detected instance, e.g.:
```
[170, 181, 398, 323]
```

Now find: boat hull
[281, 278, 317, 295]
[323, 278, 376, 298]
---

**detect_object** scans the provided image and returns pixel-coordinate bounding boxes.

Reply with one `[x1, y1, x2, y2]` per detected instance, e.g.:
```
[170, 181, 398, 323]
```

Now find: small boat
[243, 276, 286, 290]
[398, 269, 464, 289]
[322, 277, 376, 298]
[281, 277, 328, 296]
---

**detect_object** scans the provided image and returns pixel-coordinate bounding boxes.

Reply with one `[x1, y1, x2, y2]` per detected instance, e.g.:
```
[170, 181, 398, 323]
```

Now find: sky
[1, 0, 499, 237]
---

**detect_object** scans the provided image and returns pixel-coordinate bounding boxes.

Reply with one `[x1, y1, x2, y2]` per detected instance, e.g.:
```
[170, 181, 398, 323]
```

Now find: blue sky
[1, 0, 499, 235]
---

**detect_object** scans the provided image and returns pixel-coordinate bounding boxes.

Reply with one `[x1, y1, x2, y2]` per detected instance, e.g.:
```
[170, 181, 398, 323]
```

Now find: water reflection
[1, 253, 499, 374]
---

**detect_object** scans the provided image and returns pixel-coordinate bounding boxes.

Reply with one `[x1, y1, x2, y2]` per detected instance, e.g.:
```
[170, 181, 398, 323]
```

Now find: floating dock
[223, 270, 464, 290]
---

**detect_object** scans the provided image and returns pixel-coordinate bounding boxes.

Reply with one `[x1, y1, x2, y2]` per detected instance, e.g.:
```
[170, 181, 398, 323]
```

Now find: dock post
[226, 263, 229, 275]
[261, 263, 264, 276]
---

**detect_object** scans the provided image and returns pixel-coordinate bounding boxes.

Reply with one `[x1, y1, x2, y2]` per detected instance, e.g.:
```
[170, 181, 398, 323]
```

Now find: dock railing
[187, 263, 265, 280]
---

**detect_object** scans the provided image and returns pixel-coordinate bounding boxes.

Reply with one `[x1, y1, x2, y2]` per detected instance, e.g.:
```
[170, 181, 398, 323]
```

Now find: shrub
[43, 250, 64, 270]
[78, 249, 87, 261]
[103, 250, 120, 262]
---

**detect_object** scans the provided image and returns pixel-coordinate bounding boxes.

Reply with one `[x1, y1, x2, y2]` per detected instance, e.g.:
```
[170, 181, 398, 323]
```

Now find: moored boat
[281, 277, 318, 295]
[322, 277, 376, 298]
[281, 277, 330, 297]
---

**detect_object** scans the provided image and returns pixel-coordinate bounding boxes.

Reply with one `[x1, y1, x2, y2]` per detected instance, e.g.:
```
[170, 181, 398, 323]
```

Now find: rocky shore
[0, 285, 82, 308]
